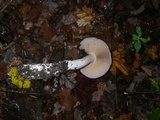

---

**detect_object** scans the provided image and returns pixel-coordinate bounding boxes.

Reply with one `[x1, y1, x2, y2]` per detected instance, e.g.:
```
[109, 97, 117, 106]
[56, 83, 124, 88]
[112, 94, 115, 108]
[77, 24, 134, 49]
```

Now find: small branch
[0, 0, 13, 13]
[131, 96, 160, 101]
[0, 88, 48, 96]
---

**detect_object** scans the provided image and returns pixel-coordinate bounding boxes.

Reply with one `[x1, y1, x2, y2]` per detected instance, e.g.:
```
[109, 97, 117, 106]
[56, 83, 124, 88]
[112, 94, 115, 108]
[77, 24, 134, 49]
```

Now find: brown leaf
[114, 60, 128, 76]
[145, 45, 158, 60]
[37, 17, 56, 43]
[132, 52, 141, 72]
[19, 2, 31, 17]
[141, 66, 152, 76]
[76, 6, 93, 27]
[115, 112, 133, 120]
[110, 46, 129, 76]
[0, 62, 7, 78]
[82, 6, 93, 16]
[55, 86, 77, 111]
[110, 62, 117, 76]
[92, 82, 106, 102]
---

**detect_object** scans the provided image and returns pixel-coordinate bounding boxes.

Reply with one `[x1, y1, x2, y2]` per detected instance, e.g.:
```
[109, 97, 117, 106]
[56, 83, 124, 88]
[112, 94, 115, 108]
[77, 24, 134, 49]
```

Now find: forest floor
[0, 0, 160, 120]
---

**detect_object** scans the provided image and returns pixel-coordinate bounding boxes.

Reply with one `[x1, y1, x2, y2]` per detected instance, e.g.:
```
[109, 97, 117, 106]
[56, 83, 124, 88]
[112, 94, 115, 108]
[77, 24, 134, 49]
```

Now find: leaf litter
[0, 0, 160, 120]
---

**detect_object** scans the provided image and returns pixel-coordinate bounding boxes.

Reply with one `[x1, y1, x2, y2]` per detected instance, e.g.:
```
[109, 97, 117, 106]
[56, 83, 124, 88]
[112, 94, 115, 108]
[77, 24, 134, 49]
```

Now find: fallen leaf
[132, 52, 141, 72]
[110, 45, 129, 76]
[92, 82, 106, 102]
[55, 86, 77, 111]
[61, 12, 77, 25]
[19, 2, 31, 17]
[81, 5, 93, 17]
[134, 72, 146, 83]
[115, 112, 133, 120]
[114, 60, 128, 76]
[76, 6, 93, 27]
[53, 102, 66, 115]
[36, 17, 56, 43]
[0, 62, 7, 78]
[105, 80, 116, 93]
[74, 108, 83, 120]
[141, 65, 152, 76]
[145, 45, 158, 60]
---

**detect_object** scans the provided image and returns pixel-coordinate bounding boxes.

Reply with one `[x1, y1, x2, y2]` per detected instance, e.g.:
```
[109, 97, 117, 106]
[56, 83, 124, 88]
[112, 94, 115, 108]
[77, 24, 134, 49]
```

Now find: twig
[0, 88, 48, 96]
[0, 0, 13, 13]
[131, 96, 160, 101]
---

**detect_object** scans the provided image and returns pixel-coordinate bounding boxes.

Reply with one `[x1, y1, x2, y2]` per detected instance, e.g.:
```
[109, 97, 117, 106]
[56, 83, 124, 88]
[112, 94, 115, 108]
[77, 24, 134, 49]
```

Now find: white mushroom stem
[66, 54, 96, 70]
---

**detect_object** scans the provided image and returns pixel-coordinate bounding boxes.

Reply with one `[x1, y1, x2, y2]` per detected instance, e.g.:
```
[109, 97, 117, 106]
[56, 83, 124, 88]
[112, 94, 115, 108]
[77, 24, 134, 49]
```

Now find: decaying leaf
[72, 24, 93, 34]
[61, 12, 77, 25]
[74, 108, 83, 120]
[132, 52, 141, 72]
[127, 71, 147, 92]
[105, 80, 116, 93]
[141, 65, 152, 76]
[19, 2, 31, 17]
[8, 56, 22, 66]
[53, 102, 66, 115]
[92, 82, 106, 102]
[110, 45, 129, 76]
[0, 62, 7, 78]
[145, 45, 158, 60]
[76, 6, 93, 27]
[55, 86, 77, 111]
[115, 112, 133, 120]
[76, 6, 93, 18]
[134, 72, 146, 83]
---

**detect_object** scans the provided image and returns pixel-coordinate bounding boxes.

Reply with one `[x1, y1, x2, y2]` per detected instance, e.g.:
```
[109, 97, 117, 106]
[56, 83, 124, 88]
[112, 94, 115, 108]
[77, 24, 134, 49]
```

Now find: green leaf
[148, 108, 160, 120]
[149, 78, 159, 91]
[136, 26, 142, 37]
[140, 38, 147, 43]
[132, 34, 139, 41]
[134, 40, 141, 52]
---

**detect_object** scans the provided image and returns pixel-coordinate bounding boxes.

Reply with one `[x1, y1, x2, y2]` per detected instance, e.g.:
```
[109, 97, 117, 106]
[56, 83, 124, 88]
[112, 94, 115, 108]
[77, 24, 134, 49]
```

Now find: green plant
[148, 108, 160, 120]
[132, 26, 147, 52]
[148, 79, 160, 120]
[149, 78, 159, 91]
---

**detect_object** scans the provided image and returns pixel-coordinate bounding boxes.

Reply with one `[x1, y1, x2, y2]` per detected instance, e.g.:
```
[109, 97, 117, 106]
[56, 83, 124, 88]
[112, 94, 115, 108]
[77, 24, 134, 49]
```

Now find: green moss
[9, 67, 31, 88]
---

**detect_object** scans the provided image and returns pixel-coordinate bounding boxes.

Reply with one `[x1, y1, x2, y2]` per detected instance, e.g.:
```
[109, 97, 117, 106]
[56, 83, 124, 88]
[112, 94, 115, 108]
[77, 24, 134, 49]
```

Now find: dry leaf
[76, 6, 93, 27]
[132, 52, 141, 72]
[105, 80, 116, 93]
[74, 108, 83, 120]
[72, 24, 93, 34]
[115, 112, 132, 120]
[110, 45, 129, 76]
[61, 12, 77, 25]
[55, 86, 77, 111]
[92, 82, 106, 102]
[141, 66, 152, 76]
[19, 2, 31, 17]
[0, 62, 7, 78]
[82, 6, 93, 16]
[53, 102, 66, 115]
[134, 72, 146, 83]
[145, 45, 158, 60]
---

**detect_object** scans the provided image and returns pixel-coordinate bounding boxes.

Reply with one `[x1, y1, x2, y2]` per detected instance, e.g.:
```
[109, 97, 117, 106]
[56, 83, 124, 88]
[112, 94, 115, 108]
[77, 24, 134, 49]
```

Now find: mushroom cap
[79, 37, 112, 78]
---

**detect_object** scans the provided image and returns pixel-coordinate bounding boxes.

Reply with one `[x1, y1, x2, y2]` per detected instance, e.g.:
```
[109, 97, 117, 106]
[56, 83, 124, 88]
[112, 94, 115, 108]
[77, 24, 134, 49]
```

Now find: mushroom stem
[66, 54, 96, 70]
[17, 37, 112, 79]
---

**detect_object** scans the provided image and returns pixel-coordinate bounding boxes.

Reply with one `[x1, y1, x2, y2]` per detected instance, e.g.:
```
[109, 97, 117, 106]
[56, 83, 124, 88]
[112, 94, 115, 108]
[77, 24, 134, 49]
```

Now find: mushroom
[18, 37, 112, 79]
[67, 37, 112, 78]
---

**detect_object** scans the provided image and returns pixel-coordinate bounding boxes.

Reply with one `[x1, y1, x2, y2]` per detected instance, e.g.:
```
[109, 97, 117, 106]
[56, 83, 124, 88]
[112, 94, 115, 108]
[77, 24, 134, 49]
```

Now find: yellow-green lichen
[72, 34, 83, 40]
[9, 67, 31, 88]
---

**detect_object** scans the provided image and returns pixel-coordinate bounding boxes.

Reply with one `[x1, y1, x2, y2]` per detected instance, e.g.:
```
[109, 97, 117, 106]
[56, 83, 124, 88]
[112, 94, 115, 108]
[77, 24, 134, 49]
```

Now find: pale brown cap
[79, 37, 112, 78]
